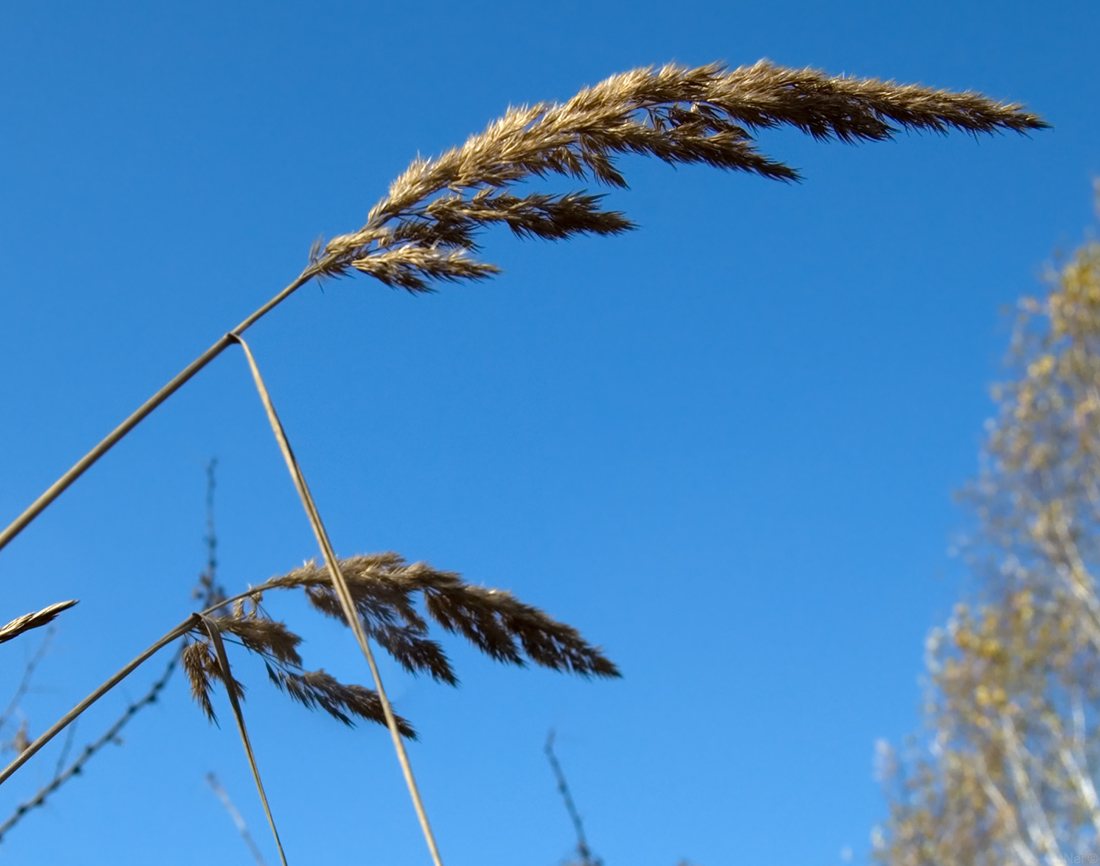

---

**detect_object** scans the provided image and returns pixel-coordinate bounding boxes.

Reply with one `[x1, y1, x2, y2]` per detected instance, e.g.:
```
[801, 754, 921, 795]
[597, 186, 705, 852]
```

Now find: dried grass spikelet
[183, 612, 416, 737]
[255, 553, 621, 680]
[0, 600, 78, 645]
[318, 60, 1047, 292]
[183, 635, 244, 722]
[181, 553, 612, 737]
[263, 668, 413, 736]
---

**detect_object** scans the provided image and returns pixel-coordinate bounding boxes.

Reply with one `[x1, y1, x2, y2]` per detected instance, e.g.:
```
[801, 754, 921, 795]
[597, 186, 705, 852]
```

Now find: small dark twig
[546, 730, 601, 866]
[0, 651, 180, 842]
[193, 459, 227, 611]
[205, 459, 218, 578]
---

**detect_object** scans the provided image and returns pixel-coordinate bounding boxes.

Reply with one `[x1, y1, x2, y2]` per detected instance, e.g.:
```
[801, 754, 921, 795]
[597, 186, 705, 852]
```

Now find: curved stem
[200, 614, 289, 866]
[229, 335, 445, 866]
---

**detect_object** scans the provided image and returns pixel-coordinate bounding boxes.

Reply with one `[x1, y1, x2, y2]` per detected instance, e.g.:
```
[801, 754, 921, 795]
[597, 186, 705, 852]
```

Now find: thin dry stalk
[0, 601, 77, 646]
[200, 614, 288, 866]
[0, 269, 319, 553]
[229, 334, 444, 866]
[0, 61, 1046, 552]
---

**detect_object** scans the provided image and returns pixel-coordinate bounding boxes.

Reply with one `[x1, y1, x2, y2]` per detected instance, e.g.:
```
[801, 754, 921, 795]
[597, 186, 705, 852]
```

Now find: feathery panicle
[0, 58, 1046, 562]
[264, 666, 417, 738]
[184, 608, 418, 735]
[207, 614, 303, 669]
[255, 553, 621, 680]
[0, 600, 78, 646]
[183, 637, 242, 723]
[349, 246, 500, 293]
[319, 60, 1046, 292]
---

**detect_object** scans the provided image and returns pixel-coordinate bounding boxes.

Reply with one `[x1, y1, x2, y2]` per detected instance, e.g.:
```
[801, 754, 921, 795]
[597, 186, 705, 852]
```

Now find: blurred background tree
[874, 187, 1100, 865]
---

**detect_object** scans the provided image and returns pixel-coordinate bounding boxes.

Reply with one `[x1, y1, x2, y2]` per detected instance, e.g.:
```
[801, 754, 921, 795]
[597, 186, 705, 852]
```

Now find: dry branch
[546, 730, 602, 866]
[0, 651, 180, 842]
[207, 772, 269, 866]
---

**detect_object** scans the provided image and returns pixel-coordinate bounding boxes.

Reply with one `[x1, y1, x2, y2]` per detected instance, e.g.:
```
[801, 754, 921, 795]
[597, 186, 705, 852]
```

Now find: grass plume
[254, 553, 621, 681]
[319, 59, 1047, 292]
[182, 552, 619, 738]
[0, 59, 1046, 551]
[183, 613, 418, 738]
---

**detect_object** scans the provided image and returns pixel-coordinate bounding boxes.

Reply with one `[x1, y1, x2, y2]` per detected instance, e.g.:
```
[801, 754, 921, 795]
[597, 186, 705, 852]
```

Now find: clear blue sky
[0, 1, 1097, 864]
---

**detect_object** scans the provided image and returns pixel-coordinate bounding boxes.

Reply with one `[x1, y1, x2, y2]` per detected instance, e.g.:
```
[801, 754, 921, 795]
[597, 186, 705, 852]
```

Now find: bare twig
[546, 730, 601, 866]
[207, 772, 269, 866]
[193, 459, 227, 611]
[0, 627, 56, 732]
[52, 720, 76, 780]
[0, 651, 180, 841]
[205, 459, 218, 579]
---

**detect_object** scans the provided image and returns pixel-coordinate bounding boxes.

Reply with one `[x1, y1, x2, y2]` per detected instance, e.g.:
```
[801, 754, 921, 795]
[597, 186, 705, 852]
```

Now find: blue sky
[0, 1, 1097, 863]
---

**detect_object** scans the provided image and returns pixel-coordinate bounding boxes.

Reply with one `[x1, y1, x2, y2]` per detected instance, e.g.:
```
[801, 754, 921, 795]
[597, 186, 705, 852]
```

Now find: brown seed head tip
[592, 655, 622, 679]
[0, 599, 79, 645]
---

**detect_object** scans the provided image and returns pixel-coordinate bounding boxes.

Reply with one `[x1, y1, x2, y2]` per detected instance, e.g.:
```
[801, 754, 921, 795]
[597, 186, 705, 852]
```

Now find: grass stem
[230, 334, 445, 866]
[0, 263, 328, 554]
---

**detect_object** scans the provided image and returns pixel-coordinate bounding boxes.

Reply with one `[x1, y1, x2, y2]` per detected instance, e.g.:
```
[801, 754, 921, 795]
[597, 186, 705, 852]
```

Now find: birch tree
[875, 197, 1100, 865]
